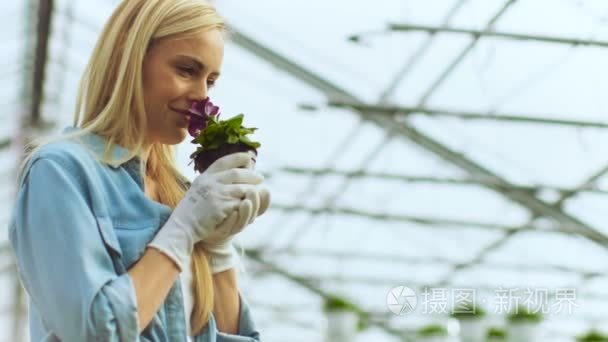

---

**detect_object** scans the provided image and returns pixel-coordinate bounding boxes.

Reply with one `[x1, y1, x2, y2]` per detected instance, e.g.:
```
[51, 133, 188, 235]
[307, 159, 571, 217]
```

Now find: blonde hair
[19, 0, 225, 335]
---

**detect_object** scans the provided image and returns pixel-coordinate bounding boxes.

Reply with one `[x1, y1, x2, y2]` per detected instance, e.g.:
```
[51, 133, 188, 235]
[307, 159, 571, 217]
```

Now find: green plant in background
[417, 324, 448, 337]
[506, 306, 542, 323]
[450, 300, 486, 319]
[323, 295, 370, 331]
[487, 327, 507, 340]
[323, 295, 359, 313]
[576, 330, 608, 342]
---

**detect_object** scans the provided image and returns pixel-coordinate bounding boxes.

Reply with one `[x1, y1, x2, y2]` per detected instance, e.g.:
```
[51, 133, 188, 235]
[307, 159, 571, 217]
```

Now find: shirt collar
[62, 126, 139, 169]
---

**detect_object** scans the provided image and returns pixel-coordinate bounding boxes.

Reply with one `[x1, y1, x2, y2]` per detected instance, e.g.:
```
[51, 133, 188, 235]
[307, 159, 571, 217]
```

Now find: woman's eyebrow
[175, 54, 221, 77]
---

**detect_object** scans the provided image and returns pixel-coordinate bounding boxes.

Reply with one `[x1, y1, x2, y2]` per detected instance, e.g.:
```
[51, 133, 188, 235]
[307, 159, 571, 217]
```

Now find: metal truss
[277, 166, 608, 196]
[230, 0, 608, 338]
[271, 203, 532, 233]
[415, 0, 517, 106]
[326, 99, 608, 129]
[388, 23, 608, 49]
[230, 21, 608, 247]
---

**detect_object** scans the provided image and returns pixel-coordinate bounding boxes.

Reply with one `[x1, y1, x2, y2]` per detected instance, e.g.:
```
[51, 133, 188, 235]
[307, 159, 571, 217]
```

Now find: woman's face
[142, 28, 224, 145]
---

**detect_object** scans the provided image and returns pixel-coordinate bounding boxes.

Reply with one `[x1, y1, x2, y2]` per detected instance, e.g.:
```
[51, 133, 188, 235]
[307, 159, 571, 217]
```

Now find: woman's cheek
[165, 78, 190, 97]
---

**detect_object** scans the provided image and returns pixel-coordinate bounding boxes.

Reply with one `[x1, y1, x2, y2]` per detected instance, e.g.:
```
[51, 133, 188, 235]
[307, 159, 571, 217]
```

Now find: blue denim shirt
[8, 127, 261, 341]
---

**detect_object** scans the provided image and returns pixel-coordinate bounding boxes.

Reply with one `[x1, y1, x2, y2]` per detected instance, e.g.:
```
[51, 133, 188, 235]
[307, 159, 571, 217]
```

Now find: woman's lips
[171, 108, 191, 118]
[172, 110, 191, 128]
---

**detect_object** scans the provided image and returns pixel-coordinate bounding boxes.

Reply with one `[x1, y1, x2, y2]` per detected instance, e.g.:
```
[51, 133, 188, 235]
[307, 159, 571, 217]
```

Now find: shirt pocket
[112, 217, 163, 269]
[95, 215, 125, 273]
[95, 215, 123, 258]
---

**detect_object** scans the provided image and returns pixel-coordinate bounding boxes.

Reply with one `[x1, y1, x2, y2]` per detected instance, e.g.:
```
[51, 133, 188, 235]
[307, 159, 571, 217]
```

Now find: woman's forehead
[159, 30, 224, 52]
[150, 30, 224, 69]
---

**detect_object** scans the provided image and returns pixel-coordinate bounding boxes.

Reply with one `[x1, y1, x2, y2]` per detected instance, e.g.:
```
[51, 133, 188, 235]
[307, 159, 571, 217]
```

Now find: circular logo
[386, 286, 417, 315]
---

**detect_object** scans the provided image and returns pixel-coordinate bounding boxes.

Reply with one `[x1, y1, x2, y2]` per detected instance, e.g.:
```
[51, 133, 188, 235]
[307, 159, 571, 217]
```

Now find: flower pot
[458, 318, 487, 342]
[324, 310, 359, 342]
[194, 142, 257, 173]
[507, 322, 539, 342]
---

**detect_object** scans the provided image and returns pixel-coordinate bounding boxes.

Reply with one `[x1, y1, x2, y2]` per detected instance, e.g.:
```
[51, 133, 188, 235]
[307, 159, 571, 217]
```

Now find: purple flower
[187, 97, 221, 137]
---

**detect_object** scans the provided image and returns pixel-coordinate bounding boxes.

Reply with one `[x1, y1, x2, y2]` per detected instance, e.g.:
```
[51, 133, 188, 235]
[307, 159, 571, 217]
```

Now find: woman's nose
[187, 82, 208, 102]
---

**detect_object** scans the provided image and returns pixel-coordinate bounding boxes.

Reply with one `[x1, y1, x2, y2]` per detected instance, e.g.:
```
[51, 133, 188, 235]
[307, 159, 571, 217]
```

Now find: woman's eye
[177, 66, 195, 76]
[207, 80, 216, 88]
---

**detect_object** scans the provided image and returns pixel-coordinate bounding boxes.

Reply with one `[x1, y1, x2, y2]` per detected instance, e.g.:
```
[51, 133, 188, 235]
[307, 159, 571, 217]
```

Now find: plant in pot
[450, 301, 487, 342]
[506, 306, 542, 342]
[576, 329, 608, 342]
[416, 324, 449, 342]
[487, 327, 507, 341]
[183, 97, 260, 173]
[323, 295, 368, 342]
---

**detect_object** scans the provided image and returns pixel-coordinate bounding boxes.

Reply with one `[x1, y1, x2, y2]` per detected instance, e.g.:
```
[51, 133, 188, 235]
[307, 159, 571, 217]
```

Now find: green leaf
[189, 113, 261, 160]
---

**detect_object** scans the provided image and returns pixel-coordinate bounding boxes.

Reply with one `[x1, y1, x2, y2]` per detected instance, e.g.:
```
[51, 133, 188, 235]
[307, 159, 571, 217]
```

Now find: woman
[9, 0, 269, 340]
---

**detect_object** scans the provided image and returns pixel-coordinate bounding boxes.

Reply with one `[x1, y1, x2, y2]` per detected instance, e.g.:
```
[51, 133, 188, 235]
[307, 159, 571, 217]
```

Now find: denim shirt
[8, 127, 261, 342]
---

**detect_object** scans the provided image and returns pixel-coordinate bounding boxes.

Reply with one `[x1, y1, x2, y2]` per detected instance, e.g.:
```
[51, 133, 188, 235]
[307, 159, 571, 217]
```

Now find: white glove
[203, 200, 254, 274]
[148, 152, 263, 271]
[203, 167, 272, 273]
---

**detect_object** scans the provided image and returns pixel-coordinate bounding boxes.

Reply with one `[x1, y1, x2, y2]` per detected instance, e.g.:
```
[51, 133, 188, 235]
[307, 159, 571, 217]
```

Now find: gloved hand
[203, 183, 271, 244]
[203, 199, 253, 274]
[201, 151, 271, 272]
[203, 187, 271, 273]
[148, 152, 263, 271]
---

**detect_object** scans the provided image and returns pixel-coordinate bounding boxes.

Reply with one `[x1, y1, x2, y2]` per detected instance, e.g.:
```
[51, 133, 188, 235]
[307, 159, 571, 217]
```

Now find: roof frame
[387, 22, 608, 49]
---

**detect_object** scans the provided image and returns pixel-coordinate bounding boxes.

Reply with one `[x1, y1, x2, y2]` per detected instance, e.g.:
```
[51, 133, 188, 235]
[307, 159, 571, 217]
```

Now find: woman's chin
[176, 128, 190, 143]
[160, 128, 189, 145]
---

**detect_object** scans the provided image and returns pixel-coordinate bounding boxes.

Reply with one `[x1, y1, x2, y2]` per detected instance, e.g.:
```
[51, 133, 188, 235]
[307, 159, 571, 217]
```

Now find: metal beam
[272, 203, 527, 232]
[278, 166, 608, 195]
[553, 162, 608, 207]
[389, 23, 608, 49]
[376, 0, 469, 102]
[9, 2, 55, 341]
[271, 203, 608, 243]
[327, 99, 608, 129]
[29, 0, 53, 126]
[0, 139, 10, 151]
[255, 247, 603, 280]
[231, 32, 351, 102]
[417, 0, 517, 105]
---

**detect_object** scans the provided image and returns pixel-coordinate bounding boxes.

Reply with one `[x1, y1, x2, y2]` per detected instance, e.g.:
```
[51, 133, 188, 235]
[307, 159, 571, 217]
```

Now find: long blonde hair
[19, 0, 225, 334]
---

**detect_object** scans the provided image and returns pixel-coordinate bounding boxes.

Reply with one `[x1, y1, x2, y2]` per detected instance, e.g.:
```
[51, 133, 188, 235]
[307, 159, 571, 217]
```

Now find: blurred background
[2, 0, 608, 341]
